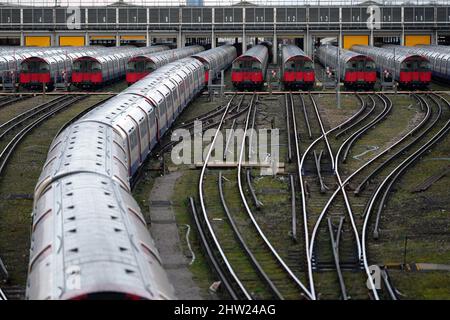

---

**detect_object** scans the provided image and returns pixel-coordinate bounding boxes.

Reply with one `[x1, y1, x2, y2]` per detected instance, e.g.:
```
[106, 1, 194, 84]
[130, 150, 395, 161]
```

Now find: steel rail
[327, 94, 392, 262]
[237, 93, 314, 300]
[285, 93, 292, 162]
[362, 105, 450, 301]
[288, 93, 315, 299]
[327, 217, 348, 300]
[0, 96, 84, 176]
[188, 197, 239, 299]
[308, 93, 442, 299]
[157, 95, 249, 155]
[290, 174, 297, 242]
[0, 96, 26, 109]
[300, 94, 313, 139]
[175, 94, 244, 131]
[198, 94, 252, 300]
[310, 92, 362, 276]
[342, 94, 392, 163]
[294, 92, 371, 299]
[218, 172, 283, 300]
[371, 94, 445, 238]
[354, 94, 435, 195]
[334, 94, 368, 139]
[0, 95, 66, 134]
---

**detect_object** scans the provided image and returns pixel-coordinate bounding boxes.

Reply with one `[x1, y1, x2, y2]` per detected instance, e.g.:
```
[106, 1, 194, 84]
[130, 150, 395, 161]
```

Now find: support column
[306, 25, 309, 56]
[85, 32, 89, 46]
[401, 26, 405, 45]
[273, 28, 277, 64]
[116, 33, 120, 47]
[211, 28, 216, 48]
[177, 30, 185, 48]
[433, 30, 438, 44]
[146, 27, 150, 46]
[370, 29, 374, 46]
[20, 31, 24, 46]
[242, 8, 247, 53]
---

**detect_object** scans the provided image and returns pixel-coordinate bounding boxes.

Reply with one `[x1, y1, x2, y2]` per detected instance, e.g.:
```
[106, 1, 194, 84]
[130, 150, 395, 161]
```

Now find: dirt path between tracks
[149, 171, 202, 300]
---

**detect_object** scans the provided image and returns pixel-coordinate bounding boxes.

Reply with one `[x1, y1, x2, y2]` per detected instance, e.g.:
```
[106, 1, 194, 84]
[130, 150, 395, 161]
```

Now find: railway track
[191, 93, 317, 300]
[285, 92, 400, 299]
[300, 92, 449, 299]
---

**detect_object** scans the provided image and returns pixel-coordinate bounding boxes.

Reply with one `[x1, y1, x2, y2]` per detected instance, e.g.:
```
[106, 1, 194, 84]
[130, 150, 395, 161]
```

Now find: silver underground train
[26, 45, 237, 300]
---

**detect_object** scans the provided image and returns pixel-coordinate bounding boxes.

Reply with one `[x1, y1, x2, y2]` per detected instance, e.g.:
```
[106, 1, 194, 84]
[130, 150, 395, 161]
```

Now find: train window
[365, 61, 376, 71]
[304, 61, 313, 70]
[139, 121, 147, 139]
[129, 130, 138, 149]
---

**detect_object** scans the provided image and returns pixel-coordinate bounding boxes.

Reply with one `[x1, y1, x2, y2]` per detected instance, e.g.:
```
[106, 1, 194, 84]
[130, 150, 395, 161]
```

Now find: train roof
[319, 45, 375, 63]
[352, 45, 430, 63]
[233, 44, 268, 64]
[281, 45, 312, 64]
[192, 45, 235, 64]
[127, 45, 201, 63]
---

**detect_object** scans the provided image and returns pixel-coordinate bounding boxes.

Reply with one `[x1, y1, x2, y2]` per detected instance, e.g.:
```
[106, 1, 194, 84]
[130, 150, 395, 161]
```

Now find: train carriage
[317, 45, 377, 90]
[232, 44, 269, 90]
[126, 45, 203, 84]
[281, 44, 315, 90]
[192, 44, 237, 84]
[385, 45, 450, 81]
[352, 45, 431, 89]
[19, 47, 105, 90]
[27, 46, 233, 299]
[72, 46, 168, 88]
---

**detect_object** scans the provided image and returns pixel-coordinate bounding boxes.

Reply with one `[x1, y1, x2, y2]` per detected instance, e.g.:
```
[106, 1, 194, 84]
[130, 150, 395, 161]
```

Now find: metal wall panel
[182, 8, 190, 23]
[298, 8, 306, 22]
[392, 7, 401, 22]
[309, 8, 319, 22]
[234, 8, 242, 22]
[98, 9, 107, 24]
[160, 8, 170, 23]
[88, 9, 96, 24]
[425, 7, 434, 22]
[119, 8, 127, 23]
[149, 9, 159, 23]
[107, 9, 116, 24]
[330, 8, 339, 22]
[437, 7, 447, 21]
[44, 9, 53, 24]
[170, 8, 179, 23]
[203, 9, 212, 23]
[33, 9, 43, 24]
[192, 8, 201, 23]
[404, 7, 414, 22]
[342, 8, 351, 22]
[215, 8, 242, 23]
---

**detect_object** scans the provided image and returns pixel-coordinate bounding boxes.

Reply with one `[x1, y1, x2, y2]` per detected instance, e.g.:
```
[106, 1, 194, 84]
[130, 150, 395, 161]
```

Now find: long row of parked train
[0, 44, 232, 90]
[231, 43, 450, 90]
[1, 43, 449, 91]
[27, 44, 238, 300]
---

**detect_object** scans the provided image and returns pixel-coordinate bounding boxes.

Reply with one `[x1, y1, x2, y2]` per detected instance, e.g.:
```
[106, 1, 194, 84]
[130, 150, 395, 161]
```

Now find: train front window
[303, 61, 313, 71]
[74, 60, 101, 73]
[22, 61, 48, 73]
[233, 59, 260, 72]
[365, 61, 376, 71]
